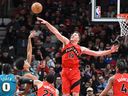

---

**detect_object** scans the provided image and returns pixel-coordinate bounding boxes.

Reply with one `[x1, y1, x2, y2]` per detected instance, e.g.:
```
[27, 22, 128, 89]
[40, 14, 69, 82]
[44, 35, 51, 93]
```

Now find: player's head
[2, 64, 12, 74]
[14, 57, 30, 70]
[70, 32, 80, 43]
[116, 59, 128, 73]
[46, 73, 55, 84]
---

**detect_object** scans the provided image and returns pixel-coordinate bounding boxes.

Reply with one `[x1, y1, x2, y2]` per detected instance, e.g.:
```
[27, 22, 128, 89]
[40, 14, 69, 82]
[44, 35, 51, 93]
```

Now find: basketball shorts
[61, 68, 80, 94]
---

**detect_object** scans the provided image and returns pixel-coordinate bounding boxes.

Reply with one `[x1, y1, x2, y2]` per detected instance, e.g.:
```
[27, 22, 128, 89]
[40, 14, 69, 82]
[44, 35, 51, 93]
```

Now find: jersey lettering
[63, 46, 79, 56]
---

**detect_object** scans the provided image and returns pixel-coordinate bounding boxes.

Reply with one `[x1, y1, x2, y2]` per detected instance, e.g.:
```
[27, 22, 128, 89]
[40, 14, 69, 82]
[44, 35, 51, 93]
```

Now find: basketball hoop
[117, 13, 128, 46]
[117, 13, 128, 36]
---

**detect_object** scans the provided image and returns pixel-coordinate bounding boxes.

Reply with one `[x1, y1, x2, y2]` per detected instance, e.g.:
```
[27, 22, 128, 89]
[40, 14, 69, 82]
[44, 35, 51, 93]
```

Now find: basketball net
[117, 14, 128, 46]
[117, 14, 128, 36]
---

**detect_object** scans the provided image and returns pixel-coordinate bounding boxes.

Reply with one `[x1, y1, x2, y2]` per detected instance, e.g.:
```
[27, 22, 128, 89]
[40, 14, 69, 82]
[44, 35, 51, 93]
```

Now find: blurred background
[0, 0, 128, 96]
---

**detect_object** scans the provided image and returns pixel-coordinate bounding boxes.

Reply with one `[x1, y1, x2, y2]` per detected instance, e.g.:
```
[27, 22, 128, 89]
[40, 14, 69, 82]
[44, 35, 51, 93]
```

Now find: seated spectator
[89, 75, 99, 94]
[0, 50, 13, 66]
[54, 63, 62, 75]
[85, 65, 93, 80]
[95, 56, 107, 69]
[103, 64, 113, 79]
[97, 76, 107, 92]
[33, 22, 42, 36]
[49, 66, 55, 75]
[46, 55, 55, 68]
[55, 74, 62, 95]
[37, 59, 50, 81]
[86, 87, 95, 96]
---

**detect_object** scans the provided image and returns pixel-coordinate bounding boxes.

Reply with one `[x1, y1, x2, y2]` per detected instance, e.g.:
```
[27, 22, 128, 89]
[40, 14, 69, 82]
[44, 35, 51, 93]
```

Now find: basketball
[31, 2, 43, 14]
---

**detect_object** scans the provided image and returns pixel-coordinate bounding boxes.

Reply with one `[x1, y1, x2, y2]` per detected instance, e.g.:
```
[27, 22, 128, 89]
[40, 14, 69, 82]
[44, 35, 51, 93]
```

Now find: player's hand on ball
[110, 45, 119, 53]
[37, 17, 47, 25]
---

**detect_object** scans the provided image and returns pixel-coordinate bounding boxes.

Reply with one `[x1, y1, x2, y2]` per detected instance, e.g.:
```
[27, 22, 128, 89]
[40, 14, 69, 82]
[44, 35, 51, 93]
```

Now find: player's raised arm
[26, 31, 35, 64]
[99, 76, 114, 96]
[81, 45, 119, 56]
[37, 17, 69, 45]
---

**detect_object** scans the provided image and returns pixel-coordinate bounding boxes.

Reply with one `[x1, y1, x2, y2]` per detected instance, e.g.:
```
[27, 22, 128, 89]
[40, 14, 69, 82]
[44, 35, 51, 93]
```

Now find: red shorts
[61, 68, 80, 94]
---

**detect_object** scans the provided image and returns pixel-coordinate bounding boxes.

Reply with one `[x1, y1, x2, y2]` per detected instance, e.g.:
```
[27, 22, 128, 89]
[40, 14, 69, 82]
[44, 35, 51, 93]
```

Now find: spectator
[89, 75, 99, 94]
[86, 87, 95, 96]
[55, 74, 62, 95]
[95, 56, 107, 69]
[97, 76, 107, 92]
[0, 50, 13, 66]
[46, 55, 55, 68]
[33, 22, 42, 36]
[49, 66, 55, 75]
[16, 26, 29, 57]
[43, 36, 56, 55]
[54, 63, 62, 75]
[37, 61, 45, 81]
[103, 64, 113, 78]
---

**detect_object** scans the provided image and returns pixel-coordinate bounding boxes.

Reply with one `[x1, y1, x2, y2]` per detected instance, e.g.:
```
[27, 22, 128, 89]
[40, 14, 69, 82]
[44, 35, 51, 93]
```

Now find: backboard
[91, 0, 128, 22]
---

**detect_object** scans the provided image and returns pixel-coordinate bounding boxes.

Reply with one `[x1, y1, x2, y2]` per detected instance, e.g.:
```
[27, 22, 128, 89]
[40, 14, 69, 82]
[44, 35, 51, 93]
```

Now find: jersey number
[121, 84, 127, 93]
[2, 83, 10, 92]
[43, 90, 53, 96]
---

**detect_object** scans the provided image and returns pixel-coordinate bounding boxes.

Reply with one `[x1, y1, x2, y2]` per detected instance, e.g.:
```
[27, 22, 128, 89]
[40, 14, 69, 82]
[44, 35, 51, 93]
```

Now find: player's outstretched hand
[29, 30, 36, 38]
[110, 45, 119, 53]
[37, 17, 47, 25]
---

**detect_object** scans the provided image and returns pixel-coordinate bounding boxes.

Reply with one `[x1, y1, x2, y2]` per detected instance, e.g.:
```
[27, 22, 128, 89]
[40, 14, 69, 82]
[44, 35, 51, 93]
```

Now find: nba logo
[96, 6, 101, 18]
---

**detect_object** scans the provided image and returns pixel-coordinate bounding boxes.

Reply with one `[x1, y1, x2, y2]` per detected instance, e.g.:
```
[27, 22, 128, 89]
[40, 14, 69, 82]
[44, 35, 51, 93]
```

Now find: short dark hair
[2, 64, 12, 74]
[46, 73, 55, 84]
[14, 57, 25, 70]
[116, 59, 128, 73]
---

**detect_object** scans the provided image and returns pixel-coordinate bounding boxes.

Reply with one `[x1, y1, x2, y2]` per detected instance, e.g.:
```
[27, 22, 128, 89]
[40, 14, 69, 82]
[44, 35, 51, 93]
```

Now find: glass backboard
[91, 0, 128, 22]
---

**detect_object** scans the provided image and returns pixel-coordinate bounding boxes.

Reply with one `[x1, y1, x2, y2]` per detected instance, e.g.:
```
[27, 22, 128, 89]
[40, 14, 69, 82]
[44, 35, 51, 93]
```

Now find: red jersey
[113, 73, 128, 96]
[37, 81, 57, 96]
[62, 43, 81, 68]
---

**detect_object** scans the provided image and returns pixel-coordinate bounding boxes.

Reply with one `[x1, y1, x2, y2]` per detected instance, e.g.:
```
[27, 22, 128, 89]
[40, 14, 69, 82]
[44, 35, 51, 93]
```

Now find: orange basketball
[31, 2, 43, 14]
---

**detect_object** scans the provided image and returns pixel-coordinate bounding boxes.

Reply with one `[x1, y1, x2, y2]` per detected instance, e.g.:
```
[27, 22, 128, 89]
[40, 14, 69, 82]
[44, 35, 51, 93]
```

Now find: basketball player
[37, 17, 119, 96]
[0, 64, 17, 96]
[100, 59, 128, 96]
[19, 73, 59, 96]
[14, 31, 38, 95]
